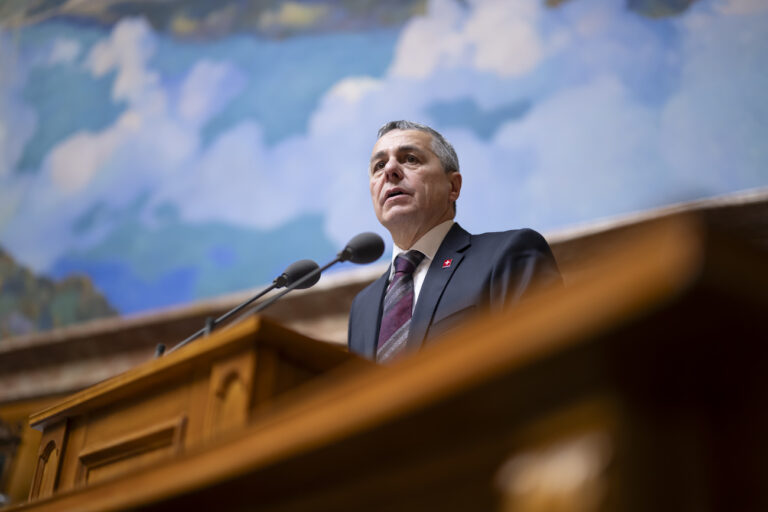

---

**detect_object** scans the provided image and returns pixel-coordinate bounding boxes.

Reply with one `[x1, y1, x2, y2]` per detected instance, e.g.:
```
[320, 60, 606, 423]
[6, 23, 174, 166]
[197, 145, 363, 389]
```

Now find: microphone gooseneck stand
[161, 232, 384, 356]
[162, 259, 320, 356]
[230, 232, 386, 328]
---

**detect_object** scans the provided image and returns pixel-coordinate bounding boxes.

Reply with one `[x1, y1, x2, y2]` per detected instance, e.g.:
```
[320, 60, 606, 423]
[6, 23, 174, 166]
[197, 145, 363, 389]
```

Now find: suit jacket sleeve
[486, 228, 562, 309]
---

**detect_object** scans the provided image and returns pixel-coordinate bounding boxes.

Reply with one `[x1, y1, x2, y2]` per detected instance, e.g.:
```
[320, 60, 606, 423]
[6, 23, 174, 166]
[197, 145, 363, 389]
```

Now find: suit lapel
[360, 270, 389, 359]
[409, 223, 471, 349]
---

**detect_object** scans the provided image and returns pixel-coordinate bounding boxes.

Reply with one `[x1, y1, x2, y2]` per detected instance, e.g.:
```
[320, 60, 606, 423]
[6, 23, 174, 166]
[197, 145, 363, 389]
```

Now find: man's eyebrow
[398, 145, 425, 155]
[369, 145, 426, 164]
[370, 150, 386, 164]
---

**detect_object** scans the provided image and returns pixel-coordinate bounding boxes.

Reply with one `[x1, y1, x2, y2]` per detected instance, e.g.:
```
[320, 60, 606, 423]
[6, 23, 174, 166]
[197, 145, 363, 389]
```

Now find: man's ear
[448, 172, 462, 202]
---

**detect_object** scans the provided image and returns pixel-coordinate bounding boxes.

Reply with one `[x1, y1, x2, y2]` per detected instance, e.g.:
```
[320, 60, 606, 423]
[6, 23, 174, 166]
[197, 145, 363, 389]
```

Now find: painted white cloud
[47, 111, 146, 195]
[314, 0, 768, 241]
[390, 0, 545, 78]
[716, 0, 768, 15]
[0, 31, 37, 179]
[389, 0, 467, 78]
[326, 76, 384, 104]
[0, 30, 38, 234]
[492, 75, 664, 226]
[48, 38, 81, 65]
[464, 0, 543, 76]
[86, 17, 159, 102]
[177, 60, 246, 127]
[661, 2, 768, 193]
[4, 18, 266, 270]
[152, 122, 319, 230]
[1, 18, 198, 268]
[49, 131, 118, 194]
[3, 0, 768, 279]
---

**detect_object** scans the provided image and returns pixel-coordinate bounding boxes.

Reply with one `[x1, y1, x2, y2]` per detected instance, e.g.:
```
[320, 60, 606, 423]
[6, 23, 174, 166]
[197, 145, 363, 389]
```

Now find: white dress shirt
[390, 220, 455, 309]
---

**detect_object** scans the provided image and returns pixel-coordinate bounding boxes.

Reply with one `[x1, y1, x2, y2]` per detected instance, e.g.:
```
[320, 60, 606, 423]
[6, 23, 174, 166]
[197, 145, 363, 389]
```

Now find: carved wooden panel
[253, 345, 278, 411]
[28, 420, 67, 500]
[204, 350, 256, 441]
[76, 416, 187, 486]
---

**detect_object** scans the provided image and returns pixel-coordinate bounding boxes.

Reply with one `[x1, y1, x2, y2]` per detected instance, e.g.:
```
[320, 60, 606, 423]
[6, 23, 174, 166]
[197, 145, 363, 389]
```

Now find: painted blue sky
[1, 0, 767, 313]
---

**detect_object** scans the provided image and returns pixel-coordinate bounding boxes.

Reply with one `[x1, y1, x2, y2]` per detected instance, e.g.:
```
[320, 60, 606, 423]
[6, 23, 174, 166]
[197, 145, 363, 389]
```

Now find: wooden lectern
[14, 214, 768, 511]
[25, 315, 369, 502]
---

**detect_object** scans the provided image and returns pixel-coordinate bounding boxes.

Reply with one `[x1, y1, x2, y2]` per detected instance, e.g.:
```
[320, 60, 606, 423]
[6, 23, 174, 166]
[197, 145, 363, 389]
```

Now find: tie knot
[393, 250, 425, 275]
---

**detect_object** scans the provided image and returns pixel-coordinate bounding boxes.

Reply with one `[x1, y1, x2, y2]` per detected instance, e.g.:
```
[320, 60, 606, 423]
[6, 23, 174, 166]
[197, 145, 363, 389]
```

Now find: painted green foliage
[0, 246, 116, 339]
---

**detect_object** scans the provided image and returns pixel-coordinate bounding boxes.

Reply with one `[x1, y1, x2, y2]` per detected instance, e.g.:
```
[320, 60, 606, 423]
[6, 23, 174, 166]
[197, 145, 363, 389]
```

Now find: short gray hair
[377, 120, 460, 174]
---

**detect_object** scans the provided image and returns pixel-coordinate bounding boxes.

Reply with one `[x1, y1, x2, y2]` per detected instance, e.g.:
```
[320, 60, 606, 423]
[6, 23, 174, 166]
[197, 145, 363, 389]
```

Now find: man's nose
[383, 158, 403, 180]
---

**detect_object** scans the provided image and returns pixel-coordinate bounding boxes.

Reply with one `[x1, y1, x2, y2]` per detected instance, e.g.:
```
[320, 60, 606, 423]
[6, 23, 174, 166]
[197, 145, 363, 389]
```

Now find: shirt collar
[391, 220, 455, 268]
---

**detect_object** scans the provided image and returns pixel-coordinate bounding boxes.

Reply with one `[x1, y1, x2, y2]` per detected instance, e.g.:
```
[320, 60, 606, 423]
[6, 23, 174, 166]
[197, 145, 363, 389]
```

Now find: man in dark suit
[348, 120, 561, 362]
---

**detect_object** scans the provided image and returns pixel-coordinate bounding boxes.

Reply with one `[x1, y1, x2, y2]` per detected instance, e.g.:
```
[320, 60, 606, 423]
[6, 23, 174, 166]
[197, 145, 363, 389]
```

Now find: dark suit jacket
[347, 223, 562, 360]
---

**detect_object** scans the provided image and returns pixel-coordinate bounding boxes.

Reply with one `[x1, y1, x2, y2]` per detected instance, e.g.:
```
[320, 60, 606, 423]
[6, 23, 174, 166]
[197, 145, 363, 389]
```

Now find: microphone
[165, 258, 320, 355]
[238, 232, 385, 319]
[338, 232, 386, 264]
[275, 259, 321, 289]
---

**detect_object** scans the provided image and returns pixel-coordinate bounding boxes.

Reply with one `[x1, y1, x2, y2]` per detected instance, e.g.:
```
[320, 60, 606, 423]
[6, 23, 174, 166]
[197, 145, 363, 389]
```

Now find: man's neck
[392, 220, 455, 259]
[390, 216, 455, 249]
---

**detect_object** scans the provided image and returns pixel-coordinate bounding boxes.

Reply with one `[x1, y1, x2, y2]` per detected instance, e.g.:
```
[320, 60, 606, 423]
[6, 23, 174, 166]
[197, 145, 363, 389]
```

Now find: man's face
[369, 129, 461, 242]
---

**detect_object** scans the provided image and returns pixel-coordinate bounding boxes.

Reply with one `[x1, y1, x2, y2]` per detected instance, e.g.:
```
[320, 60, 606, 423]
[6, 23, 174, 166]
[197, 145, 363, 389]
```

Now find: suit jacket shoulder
[468, 227, 561, 306]
[347, 223, 561, 359]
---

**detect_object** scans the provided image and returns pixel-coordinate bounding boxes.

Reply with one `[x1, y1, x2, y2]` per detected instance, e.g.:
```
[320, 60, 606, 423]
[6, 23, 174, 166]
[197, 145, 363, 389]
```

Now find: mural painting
[1, 0, 766, 337]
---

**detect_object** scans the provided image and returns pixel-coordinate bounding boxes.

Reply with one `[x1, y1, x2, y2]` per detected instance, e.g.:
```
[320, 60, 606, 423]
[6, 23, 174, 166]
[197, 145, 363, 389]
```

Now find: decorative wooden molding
[28, 421, 67, 500]
[253, 345, 278, 411]
[204, 350, 256, 441]
[75, 416, 187, 487]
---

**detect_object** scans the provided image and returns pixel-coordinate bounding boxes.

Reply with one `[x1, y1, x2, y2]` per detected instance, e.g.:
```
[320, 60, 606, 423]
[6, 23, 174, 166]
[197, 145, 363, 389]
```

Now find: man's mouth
[384, 189, 408, 203]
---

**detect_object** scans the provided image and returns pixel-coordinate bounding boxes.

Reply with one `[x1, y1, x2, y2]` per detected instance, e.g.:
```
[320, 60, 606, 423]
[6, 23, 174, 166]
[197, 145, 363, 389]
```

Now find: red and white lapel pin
[442, 258, 453, 269]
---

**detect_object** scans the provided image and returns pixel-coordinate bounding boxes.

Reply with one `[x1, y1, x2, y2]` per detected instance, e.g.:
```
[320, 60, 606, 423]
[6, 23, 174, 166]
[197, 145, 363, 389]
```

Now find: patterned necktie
[377, 250, 426, 363]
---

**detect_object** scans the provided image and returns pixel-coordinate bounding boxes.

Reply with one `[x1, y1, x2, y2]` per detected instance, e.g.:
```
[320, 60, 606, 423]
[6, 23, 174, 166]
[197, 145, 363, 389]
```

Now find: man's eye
[406, 155, 418, 164]
[372, 162, 384, 172]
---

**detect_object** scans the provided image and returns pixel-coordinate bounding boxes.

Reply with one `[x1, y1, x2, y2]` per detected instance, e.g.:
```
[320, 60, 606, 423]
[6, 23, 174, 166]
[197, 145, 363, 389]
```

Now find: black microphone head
[339, 232, 385, 264]
[275, 259, 320, 289]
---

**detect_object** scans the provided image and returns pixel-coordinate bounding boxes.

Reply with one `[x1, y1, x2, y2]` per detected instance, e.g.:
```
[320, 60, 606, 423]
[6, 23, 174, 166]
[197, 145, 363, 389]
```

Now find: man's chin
[379, 209, 419, 231]
[381, 204, 413, 220]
